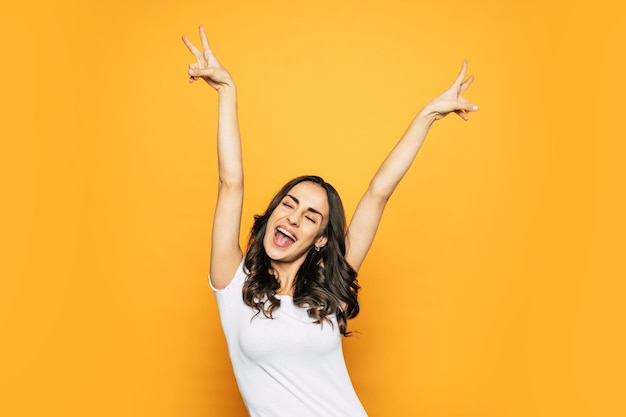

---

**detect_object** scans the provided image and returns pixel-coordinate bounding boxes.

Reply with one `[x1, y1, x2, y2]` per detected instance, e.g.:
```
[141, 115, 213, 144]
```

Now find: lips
[276, 226, 296, 241]
[273, 226, 296, 248]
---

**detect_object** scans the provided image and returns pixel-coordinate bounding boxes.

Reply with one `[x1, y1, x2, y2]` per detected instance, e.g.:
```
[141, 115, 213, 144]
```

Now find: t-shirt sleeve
[209, 259, 246, 341]
[209, 259, 246, 305]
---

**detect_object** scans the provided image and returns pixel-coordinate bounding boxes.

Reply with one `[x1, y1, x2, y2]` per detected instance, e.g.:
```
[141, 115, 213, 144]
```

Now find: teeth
[276, 227, 296, 241]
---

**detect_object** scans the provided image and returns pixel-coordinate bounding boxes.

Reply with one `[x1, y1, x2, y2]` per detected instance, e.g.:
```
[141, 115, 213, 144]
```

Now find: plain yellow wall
[1, 0, 625, 416]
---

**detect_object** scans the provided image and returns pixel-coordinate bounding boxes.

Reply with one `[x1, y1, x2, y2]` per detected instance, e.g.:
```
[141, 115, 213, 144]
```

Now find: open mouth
[274, 226, 296, 247]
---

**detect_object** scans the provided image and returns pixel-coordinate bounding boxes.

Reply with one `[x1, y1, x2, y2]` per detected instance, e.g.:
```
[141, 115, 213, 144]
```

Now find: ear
[315, 235, 328, 249]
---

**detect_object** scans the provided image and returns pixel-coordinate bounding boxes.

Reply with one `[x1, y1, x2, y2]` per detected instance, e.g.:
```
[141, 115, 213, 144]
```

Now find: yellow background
[2, 0, 624, 416]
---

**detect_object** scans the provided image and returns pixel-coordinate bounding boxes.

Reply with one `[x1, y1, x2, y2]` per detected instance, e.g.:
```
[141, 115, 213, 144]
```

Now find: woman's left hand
[421, 61, 478, 122]
[182, 25, 234, 91]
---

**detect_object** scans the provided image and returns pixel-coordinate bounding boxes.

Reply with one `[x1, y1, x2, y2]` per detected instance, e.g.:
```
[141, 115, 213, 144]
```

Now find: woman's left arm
[345, 61, 478, 272]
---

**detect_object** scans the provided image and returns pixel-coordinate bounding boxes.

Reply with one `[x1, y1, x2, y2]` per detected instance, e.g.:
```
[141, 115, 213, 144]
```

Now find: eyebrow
[286, 194, 324, 219]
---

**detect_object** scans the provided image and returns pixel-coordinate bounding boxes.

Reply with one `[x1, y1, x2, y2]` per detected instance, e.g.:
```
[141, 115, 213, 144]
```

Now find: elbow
[366, 181, 392, 203]
[218, 175, 244, 190]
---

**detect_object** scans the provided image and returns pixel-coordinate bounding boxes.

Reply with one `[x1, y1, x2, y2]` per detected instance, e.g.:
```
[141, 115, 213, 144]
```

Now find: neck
[270, 258, 306, 296]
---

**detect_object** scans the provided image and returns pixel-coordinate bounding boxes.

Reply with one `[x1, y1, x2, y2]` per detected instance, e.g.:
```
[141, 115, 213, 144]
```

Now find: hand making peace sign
[182, 25, 234, 91]
[422, 61, 478, 122]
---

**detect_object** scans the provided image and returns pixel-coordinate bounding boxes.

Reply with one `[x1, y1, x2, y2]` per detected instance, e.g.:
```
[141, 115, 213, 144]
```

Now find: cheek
[306, 223, 326, 240]
[266, 210, 281, 225]
[270, 206, 288, 219]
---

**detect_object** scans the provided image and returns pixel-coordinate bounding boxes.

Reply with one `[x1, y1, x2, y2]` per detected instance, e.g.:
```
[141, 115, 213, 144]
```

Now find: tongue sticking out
[274, 229, 295, 248]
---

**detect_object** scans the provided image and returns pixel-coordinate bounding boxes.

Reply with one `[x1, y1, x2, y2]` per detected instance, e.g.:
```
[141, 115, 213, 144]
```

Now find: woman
[182, 25, 477, 417]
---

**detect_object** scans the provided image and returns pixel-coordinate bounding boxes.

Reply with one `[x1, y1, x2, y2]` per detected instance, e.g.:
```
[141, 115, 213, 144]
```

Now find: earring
[314, 245, 320, 252]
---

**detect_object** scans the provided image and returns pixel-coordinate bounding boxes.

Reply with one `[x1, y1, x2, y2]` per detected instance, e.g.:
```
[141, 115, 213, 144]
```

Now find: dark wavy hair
[242, 175, 360, 336]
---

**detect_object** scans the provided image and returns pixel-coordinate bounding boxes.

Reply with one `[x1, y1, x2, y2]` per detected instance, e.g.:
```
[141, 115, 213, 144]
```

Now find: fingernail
[472, 105, 478, 111]
[188, 69, 194, 75]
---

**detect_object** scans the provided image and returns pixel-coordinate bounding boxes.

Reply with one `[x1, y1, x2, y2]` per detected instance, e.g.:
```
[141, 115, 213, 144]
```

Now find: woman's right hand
[419, 61, 477, 122]
[182, 25, 234, 91]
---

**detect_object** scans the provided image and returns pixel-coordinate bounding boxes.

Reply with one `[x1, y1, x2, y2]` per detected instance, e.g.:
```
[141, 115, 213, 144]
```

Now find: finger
[199, 25, 221, 66]
[460, 75, 474, 94]
[461, 102, 479, 112]
[452, 60, 468, 88]
[455, 109, 469, 121]
[182, 35, 203, 60]
[199, 24, 212, 53]
[189, 67, 214, 78]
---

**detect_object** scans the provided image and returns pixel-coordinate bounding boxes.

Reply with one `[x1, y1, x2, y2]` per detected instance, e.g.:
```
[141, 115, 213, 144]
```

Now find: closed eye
[282, 202, 294, 208]
[305, 216, 316, 224]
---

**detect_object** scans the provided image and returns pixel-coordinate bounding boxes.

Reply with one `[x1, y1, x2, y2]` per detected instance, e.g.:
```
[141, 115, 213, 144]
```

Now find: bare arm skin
[345, 62, 478, 272]
[183, 25, 243, 288]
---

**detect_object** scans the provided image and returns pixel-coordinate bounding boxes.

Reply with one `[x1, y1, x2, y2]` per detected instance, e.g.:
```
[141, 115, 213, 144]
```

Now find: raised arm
[183, 25, 243, 288]
[345, 61, 478, 271]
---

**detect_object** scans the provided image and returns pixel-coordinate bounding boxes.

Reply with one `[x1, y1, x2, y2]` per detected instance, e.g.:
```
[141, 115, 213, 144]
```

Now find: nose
[287, 213, 300, 226]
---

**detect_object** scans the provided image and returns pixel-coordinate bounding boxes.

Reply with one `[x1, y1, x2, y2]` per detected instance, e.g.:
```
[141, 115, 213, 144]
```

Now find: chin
[263, 243, 307, 265]
[265, 248, 295, 263]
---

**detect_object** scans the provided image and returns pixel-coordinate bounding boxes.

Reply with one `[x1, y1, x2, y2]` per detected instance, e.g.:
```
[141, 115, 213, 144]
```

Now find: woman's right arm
[183, 25, 243, 288]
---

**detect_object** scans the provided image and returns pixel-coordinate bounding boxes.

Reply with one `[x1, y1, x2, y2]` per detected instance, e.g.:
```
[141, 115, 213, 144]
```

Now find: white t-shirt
[211, 260, 368, 417]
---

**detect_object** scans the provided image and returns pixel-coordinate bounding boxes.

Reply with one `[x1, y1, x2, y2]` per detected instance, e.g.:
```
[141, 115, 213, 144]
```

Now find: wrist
[217, 81, 237, 97]
[415, 107, 437, 127]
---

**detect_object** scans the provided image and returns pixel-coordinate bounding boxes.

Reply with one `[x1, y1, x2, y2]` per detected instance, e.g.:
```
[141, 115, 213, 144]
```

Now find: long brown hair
[242, 175, 360, 336]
